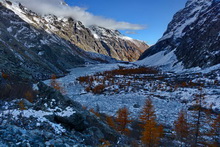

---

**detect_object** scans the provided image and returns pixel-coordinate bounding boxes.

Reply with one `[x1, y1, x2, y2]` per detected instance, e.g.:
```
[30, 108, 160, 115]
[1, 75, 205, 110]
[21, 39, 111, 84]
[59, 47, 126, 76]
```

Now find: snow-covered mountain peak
[89, 25, 148, 50]
[0, 0, 149, 61]
[60, 1, 68, 6]
[139, 0, 219, 70]
[158, 0, 213, 43]
[89, 25, 145, 43]
[89, 25, 130, 40]
[185, 0, 212, 7]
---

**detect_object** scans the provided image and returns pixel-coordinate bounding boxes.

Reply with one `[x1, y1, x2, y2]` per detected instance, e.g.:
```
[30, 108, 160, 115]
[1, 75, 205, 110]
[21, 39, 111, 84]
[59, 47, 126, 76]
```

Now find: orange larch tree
[139, 98, 156, 127]
[140, 98, 163, 146]
[141, 119, 163, 147]
[89, 108, 101, 117]
[106, 116, 116, 130]
[115, 107, 132, 135]
[174, 110, 189, 145]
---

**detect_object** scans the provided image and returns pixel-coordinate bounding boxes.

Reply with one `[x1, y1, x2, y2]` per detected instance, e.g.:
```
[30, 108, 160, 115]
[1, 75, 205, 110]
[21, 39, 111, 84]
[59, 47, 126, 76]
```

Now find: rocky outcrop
[139, 0, 220, 69]
[89, 26, 149, 61]
[0, 82, 129, 146]
[1, 0, 148, 62]
[35, 82, 121, 144]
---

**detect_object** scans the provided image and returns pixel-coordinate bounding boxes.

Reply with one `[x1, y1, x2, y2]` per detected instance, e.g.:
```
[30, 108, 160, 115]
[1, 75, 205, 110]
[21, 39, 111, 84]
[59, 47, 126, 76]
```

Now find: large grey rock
[21, 99, 33, 109]
[55, 113, 87, 131]
[35, 82, 120, 143]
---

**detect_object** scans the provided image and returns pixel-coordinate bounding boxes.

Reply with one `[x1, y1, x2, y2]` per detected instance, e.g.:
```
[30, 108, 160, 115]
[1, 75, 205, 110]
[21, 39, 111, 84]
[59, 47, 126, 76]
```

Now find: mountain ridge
[1, 0, 149, 62]
[0, 0, 122, 80]
[139, 0, 220, 70]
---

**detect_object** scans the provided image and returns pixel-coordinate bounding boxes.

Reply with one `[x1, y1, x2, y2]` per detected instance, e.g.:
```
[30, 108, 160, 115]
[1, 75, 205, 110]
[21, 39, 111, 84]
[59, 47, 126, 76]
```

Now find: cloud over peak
[11, 0, 145, 30]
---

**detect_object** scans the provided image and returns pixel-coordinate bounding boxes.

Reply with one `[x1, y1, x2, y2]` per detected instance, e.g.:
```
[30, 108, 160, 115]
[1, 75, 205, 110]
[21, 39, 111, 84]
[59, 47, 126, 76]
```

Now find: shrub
[78, 76, 90, 83]
[99, 139, 111, 147]
[103, 67, 159, 76]
[89, 108, 100, 117]
[24, 91, 34, 103]
[18, 100, 26, 110]
[50, 74, 65, 94]
[181, 82, 187, 87]
[1, 72, 9, 80]
[92, 84, 105, 94]
[85, 86, 91, 92]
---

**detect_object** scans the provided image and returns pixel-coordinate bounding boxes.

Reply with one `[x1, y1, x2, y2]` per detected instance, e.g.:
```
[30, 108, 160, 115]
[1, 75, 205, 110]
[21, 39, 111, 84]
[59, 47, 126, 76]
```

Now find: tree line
[104, 97, 219, 147]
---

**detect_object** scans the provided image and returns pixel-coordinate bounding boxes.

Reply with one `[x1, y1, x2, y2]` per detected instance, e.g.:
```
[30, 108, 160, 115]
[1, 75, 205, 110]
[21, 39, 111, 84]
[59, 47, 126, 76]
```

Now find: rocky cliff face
[0, 1, 117, 80]
[0, 3, 79, 80]
[2, 0, 148, 62]
[139, 0, 220, 69]
[90, 26, 148, 61]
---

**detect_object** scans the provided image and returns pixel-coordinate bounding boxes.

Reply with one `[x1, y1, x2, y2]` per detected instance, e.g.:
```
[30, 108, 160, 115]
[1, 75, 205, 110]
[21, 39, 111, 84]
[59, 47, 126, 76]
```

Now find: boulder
[35, 82, 120, 143]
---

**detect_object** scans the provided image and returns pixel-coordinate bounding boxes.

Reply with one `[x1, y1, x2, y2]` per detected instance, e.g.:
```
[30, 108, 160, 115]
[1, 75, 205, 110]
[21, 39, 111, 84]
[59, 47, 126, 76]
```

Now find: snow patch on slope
[89, 29, 100, 39]
[0, 105, 77, 134]
[120, 36, 145, 47]
[135, 49, 184, 72]
[198, 63, 220, 74]
[1, 109, 66, 134]
[89, 25, 145, 47]
[2, 1, 34, 24]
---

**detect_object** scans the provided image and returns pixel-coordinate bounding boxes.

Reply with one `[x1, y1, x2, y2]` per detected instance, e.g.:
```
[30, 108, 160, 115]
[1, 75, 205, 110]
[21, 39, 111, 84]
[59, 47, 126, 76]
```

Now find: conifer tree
[190, 86, 206, 146]
[89, 108, 100, 117]
[106, 116, 116, 130]
[174, 110, 189, 145]
[140, 98, 163, 146]
[115, 107, 131, 134]
[141, 119, 163, 147]
[139, 98, 156, 128]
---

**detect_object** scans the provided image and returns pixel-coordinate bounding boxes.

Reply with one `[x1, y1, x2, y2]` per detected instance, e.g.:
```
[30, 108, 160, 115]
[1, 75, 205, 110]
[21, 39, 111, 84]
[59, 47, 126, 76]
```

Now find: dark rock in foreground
[0, 82, 129, 146]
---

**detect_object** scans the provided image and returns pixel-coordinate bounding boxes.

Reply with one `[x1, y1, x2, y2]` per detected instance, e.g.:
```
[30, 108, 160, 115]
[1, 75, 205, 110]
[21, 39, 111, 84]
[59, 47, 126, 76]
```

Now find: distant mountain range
[2, 0, 148, 62]
[139, 0, 220, 70]
[0, 0, 219, 80]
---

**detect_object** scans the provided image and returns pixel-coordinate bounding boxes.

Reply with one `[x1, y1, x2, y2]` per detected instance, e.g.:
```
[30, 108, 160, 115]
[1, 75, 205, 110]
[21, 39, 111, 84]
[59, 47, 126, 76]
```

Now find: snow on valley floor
[44, 63, 220, 126]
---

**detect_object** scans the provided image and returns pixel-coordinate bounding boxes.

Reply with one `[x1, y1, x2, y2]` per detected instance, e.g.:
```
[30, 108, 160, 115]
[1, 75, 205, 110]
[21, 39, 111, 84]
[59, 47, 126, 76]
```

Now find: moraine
[44, 63, 220, 126]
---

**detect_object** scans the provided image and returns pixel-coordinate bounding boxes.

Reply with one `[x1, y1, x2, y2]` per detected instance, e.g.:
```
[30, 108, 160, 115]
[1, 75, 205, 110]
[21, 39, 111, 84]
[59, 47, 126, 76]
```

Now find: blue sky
[65, 0, 187, 45]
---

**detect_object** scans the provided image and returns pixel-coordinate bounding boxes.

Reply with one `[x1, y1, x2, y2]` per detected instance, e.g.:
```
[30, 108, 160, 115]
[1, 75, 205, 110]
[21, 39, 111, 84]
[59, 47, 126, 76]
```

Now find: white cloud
[125, 31, 138, 34]
[11, 0, 145, 30]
